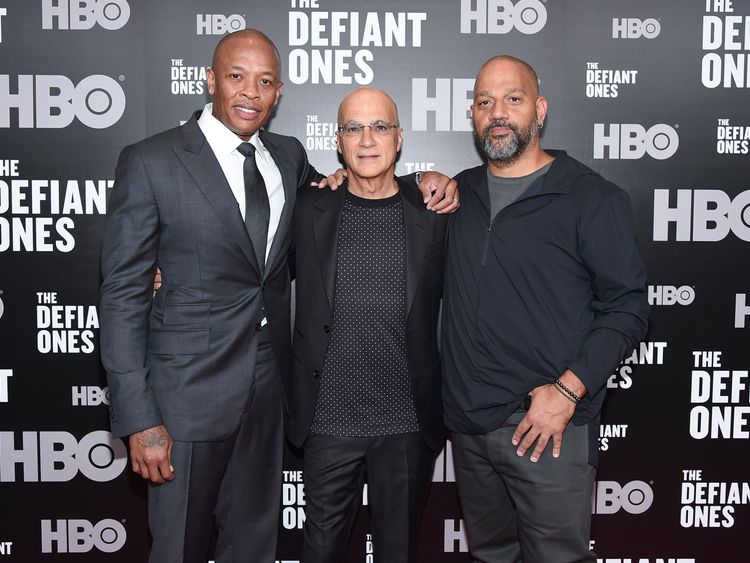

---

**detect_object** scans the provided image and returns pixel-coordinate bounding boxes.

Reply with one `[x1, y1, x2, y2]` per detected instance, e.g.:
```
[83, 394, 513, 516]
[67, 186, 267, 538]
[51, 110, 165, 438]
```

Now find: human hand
[511, 384, 575, 462]
[419, 171, 460, 214]
[129, 424, 174, 484]
[312, 168, 347, 190]
[152, 267, 162, 298]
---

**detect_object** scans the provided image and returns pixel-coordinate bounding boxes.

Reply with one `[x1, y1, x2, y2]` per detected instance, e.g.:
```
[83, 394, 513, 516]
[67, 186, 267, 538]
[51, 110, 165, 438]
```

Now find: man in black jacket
[288, 87, 447, 563]
[441, 55, 649, 562]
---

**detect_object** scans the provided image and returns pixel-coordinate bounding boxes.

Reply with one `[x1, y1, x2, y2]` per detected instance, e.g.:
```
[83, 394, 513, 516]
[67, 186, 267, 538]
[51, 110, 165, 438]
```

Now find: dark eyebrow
[227, 64, 277, 78]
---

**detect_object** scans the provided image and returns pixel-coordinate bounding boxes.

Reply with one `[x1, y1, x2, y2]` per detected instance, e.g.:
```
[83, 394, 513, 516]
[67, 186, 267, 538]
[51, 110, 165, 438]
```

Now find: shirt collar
[197, 102, 265, 160]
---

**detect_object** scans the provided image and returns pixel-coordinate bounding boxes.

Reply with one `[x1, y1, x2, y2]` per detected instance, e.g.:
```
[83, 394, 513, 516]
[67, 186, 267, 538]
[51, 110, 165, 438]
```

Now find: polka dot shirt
[310, 190, 420, 436]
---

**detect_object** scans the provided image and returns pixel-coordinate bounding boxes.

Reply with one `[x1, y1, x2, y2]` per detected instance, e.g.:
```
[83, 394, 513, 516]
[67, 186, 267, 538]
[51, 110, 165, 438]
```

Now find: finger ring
[453, 196, 460, 204]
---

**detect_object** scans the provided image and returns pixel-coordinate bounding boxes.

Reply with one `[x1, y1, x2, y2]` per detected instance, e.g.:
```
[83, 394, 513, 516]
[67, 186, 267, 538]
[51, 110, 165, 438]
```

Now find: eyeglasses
[337, 121, 400, 137]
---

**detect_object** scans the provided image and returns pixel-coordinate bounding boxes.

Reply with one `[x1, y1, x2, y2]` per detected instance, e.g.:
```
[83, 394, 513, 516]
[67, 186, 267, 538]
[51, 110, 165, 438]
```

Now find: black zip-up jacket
[442, 150, 649, 434]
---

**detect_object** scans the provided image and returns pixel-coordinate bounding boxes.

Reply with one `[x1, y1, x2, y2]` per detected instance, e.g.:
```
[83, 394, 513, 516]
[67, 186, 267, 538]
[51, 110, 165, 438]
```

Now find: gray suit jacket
[100, 112, 321, 441]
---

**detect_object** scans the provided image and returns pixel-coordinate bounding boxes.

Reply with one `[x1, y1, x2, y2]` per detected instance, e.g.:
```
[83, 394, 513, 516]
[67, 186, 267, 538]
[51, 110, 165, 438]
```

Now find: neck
[346, 172, 398, 199]
[487, 145, 554, 178]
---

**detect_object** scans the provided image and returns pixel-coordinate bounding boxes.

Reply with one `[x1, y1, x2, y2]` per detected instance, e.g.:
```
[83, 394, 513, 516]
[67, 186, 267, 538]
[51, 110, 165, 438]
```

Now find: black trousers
[452, 408, 597, 563]
[147, 331, 284, 563]
[302, 432, 435, 563]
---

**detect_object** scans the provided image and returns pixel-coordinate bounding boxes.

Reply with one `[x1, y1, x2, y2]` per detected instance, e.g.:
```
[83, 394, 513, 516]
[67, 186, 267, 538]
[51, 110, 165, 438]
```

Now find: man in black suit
[288, 87, 448, 563]
[100, 29, 323, 563]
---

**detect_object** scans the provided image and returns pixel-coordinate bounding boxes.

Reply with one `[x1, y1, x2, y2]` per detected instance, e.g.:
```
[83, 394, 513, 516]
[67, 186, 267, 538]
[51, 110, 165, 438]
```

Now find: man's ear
[273, 81, 284, 107]
[206, 67, 215, 96]
[536, 96, 548, 127]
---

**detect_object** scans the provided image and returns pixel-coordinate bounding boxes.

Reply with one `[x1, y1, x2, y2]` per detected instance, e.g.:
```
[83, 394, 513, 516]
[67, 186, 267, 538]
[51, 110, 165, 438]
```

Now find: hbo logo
[196, 14, 246, 35]
[0, 430, 127, 482]
[612, 18, 661, 39]
[654, 189, 750, 242]
[460, 0, 547, 35]
[648, 285, 695, 306]
[72, 385, 111, 406]
[592, 480, 654, 514]
[0, 74, 126, 129]
[41, 519, 126, 553]
[42, 0, 130, 30]
[594, 123, 679, 160]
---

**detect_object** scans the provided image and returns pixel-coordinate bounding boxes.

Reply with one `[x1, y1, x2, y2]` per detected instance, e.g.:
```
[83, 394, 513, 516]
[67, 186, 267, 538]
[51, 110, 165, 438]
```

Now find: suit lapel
[174, 115, 260, 274]
[399, 178, 428, 319]
[260, 131, 296, 279]
[312, 187, 347, 313]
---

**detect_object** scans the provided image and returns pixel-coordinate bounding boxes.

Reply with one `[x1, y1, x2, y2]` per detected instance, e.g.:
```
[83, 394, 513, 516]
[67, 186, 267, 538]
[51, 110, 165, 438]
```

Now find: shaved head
[206, 28, 284, 140]
[476, 55, 540, 96]
[337, 87, 399, 125]
[470, 54, 549, 174]
[335, 87, 403, 189]
[212, 29, 281, 74]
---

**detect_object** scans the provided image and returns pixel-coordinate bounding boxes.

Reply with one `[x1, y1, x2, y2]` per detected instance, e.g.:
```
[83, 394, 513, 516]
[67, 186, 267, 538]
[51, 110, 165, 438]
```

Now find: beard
[475, 117, 538, 165]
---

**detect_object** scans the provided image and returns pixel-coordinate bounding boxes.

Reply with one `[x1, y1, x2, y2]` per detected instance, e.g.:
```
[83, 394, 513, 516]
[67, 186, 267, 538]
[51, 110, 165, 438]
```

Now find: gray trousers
[146, 331, 284, 563]
[452, 408, 597, 563]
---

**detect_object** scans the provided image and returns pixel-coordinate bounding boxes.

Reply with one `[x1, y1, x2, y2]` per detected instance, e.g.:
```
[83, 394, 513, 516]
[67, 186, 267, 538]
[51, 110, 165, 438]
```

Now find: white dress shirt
[197, 103, 285, 266]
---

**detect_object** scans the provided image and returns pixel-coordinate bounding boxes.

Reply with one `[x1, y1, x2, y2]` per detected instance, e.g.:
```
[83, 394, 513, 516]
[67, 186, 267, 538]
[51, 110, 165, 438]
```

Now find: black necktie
[237, 142, 270, 273]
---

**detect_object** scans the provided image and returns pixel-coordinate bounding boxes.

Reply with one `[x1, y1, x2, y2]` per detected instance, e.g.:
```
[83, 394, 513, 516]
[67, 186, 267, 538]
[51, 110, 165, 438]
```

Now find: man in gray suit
[100, 29, 321, 562]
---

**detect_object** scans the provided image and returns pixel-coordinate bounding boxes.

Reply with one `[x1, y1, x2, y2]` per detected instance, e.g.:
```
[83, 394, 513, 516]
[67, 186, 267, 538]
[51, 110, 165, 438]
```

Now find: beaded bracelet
[554, 379, 582, 404]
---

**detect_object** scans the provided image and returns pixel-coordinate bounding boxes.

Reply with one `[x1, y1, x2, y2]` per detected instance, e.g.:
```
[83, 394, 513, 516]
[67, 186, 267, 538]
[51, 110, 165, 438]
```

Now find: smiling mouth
[235, 106, 261, 117]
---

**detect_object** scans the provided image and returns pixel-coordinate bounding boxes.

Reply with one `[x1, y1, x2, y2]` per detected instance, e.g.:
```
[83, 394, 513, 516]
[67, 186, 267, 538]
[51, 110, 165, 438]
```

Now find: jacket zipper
[481, 218, 494, 267]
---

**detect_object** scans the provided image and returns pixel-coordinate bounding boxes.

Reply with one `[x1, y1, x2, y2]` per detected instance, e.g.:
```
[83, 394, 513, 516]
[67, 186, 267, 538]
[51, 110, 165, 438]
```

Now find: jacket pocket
[163, 303, 211, 326]
[149, 329, 209, 355]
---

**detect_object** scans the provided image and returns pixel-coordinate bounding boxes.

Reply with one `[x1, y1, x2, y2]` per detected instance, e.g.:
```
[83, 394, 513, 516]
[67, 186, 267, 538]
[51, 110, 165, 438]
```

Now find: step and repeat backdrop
[1, 0, 749, 561]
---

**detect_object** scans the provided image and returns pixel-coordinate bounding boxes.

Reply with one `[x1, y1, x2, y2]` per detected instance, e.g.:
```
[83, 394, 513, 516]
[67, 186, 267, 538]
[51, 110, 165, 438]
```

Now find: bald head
[470, 55, 549, 173]
[336, 87, 403, 188]
[476, 55, 540, 96]
[206, 28, 284, 141]
[212, 29, 281, 73]
[337, 87, 399, 126]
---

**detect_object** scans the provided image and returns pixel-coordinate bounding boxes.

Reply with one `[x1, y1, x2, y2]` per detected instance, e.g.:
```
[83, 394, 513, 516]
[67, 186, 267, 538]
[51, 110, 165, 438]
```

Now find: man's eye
[372, 123, 389, 133]
[345, 125, 362, 134]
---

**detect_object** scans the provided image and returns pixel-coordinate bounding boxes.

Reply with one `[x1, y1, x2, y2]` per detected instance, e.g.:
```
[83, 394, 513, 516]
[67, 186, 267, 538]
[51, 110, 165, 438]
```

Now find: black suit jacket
[100, 112, 321, 441]
[287, 178, 448, 450]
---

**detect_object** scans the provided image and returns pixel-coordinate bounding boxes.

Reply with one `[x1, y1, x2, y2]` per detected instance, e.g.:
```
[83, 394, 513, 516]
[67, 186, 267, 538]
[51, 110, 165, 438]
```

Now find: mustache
[483, 119, 518, 136]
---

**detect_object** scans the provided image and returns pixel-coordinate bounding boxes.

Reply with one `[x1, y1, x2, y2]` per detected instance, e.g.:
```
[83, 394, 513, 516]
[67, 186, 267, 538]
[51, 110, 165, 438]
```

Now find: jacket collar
[462, 149, 600, 210]
[175, 113, 259, 273]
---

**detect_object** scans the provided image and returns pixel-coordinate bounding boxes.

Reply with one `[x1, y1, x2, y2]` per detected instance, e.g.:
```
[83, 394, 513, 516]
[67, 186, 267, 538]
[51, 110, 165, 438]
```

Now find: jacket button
[323, 325, 331, 333]
[312, 370, 320, 378]
[255, 322, 262, 331]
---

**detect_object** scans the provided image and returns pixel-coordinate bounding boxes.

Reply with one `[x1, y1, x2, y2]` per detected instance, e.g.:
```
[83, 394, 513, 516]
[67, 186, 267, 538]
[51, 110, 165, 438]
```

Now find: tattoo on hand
[137, 430, 167, 449]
